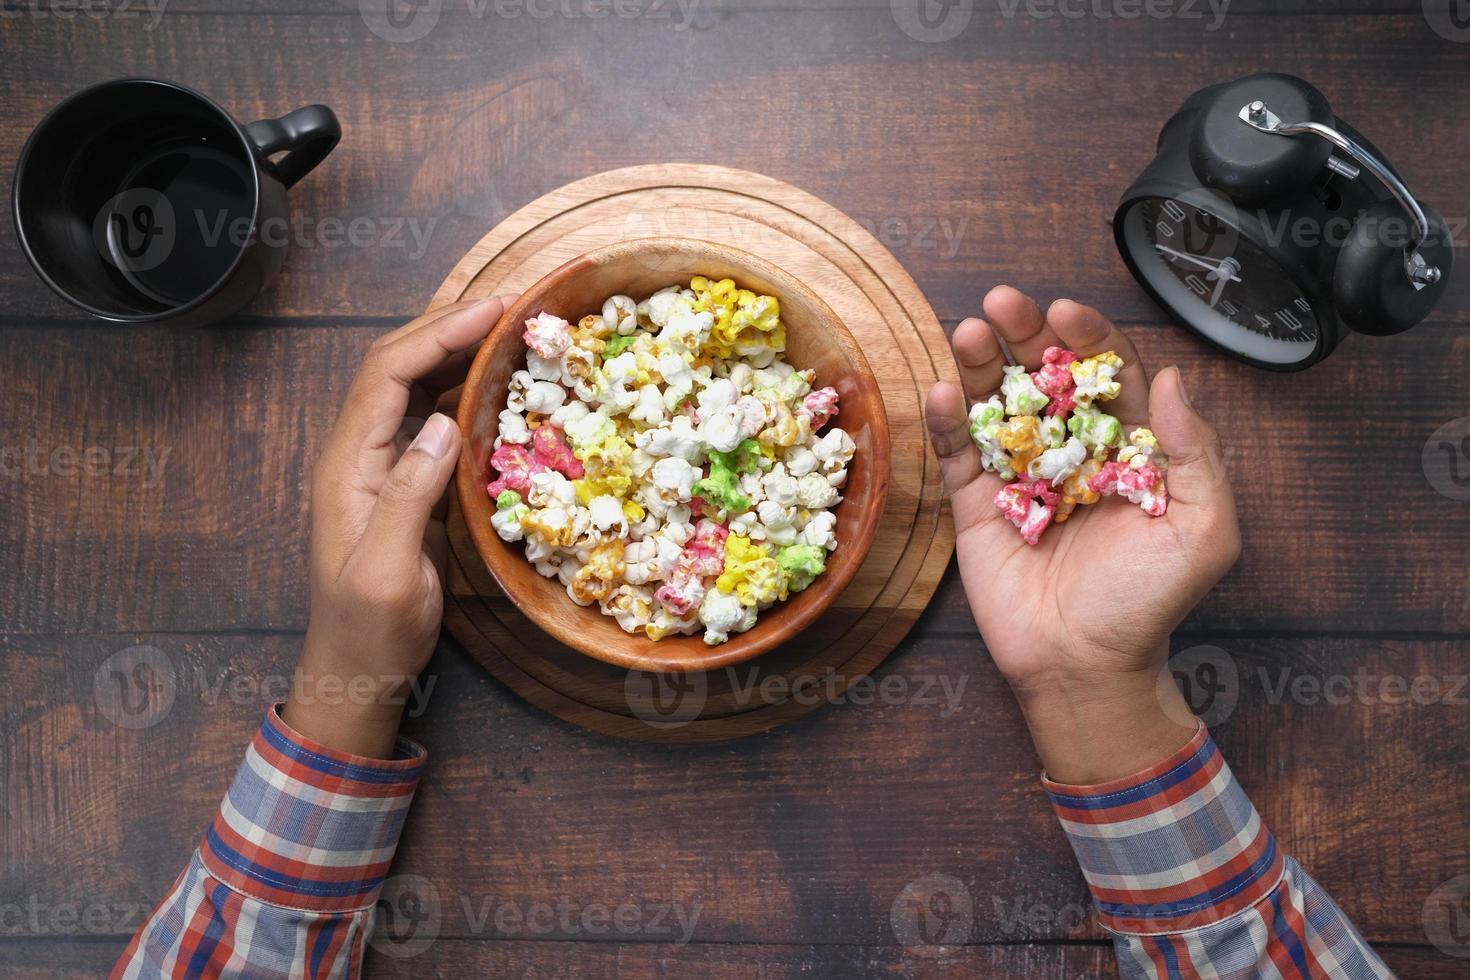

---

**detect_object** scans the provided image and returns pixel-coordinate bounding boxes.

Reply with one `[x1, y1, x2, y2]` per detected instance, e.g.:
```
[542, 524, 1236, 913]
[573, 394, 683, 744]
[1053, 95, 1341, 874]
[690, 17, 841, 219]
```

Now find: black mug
[12, 78, 340, 326]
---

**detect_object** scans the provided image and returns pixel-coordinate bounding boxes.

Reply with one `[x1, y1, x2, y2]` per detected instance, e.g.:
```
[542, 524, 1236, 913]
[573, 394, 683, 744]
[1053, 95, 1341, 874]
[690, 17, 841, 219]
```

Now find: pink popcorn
[487, 443, 545, 497]
[654, 571, 702, 617]
[1035, 347, 1078, 418]
[531, 424, 583, 480]
[523, 312, 572, 359]
[799, 387, 840, 431]
[679, 519, 729, 577]
[1088, 461, 1169, 517]
[994, 476, 1059, 546]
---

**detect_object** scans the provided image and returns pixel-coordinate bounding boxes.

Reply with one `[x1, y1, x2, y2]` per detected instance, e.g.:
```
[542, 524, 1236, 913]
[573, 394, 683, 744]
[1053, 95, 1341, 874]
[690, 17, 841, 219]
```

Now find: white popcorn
[588, 495, 629, 535]
[507, 369, 534, 412]
[649, 605, 701, 639]
[624, 536, 682, 585]
[628, 509, 663, 542]
[637, 416, 702, 461]
[795, 473, 840, 509]
[728, 362, 754, 394]
[550, 399, 590, 430]
[525, 350, 562, 382]
[602, 294, 638, 335]
[784, 445, 818, 477]
[728, 511, 763, 540]
[525, 536, 557, 566]
[659, 351, 695, 394]
[698, 589, 756, 646]
[1029, 436, 1088, 485]
[657, 305, 714, 356]
[698, 405, 744, 453]
[762, 464, 799, 507]
[651, 457, 696, 500]
[756, 500, 799, 545]
[527, 470, 577, 510]
[564, 409, 615, 453]
[696, 378, 738, 418]
[799, 511, 838, 551]
[557, 556, 584, 589]
[491, 502, 529, 542]
[497, 409, 531, 446]
[602, 584, 654, 633]
[523, 380, 567, 415]
[643, 288, 683, 328]
[738, 471, 765, 507]
[560, 346, 599, 401]
[733, 395, 768, 440]
[630, 384, 666, 426]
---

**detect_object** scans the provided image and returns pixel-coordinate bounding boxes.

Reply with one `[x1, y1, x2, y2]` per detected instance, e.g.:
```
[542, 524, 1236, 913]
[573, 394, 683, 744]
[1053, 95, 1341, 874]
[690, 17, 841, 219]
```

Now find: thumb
[1147, 366, 1230, 510]
[356, 413, 461, 576]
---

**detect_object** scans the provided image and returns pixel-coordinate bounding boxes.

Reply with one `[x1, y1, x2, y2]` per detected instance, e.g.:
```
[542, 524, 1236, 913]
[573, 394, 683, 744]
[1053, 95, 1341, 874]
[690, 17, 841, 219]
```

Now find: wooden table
[3, 3, 1468, 976]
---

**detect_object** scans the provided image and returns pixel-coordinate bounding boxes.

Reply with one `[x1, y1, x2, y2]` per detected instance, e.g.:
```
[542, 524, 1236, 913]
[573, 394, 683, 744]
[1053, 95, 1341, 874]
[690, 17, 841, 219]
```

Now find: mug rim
[11, 76, 265, 323]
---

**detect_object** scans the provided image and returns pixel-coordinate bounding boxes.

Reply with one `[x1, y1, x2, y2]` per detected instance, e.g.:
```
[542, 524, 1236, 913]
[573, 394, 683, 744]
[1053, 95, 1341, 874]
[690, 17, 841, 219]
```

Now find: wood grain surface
[2, 1, 1468, 976]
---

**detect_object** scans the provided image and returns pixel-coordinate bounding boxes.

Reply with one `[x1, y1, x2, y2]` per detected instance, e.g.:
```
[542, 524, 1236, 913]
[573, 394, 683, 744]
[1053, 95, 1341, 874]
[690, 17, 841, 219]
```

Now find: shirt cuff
[1042, 722, 1285, 936]
[198, 704, 427, 913]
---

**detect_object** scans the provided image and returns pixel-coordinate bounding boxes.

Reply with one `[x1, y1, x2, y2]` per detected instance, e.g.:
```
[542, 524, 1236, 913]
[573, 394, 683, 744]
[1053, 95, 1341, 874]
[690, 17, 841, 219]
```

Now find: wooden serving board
[431, 164, 958, 742]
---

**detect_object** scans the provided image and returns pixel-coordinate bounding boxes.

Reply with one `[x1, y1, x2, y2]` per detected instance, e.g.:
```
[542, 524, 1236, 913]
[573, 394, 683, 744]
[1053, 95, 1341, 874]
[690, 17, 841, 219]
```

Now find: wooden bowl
[455, 237, 890, 672]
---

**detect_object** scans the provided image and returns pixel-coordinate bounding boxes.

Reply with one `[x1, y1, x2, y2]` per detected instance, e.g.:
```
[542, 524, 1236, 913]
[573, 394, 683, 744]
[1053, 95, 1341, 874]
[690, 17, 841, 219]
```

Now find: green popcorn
[1001, 365, 1049, 416]
[495, 490, 523, 510]
[694, 454, 750, 515]
[776, 544, 827, 593]
[601, 333, 639, 359]
[1068, 404, 1122, 454]
[708, 438, 764, 476]
[967, 396, 1004, 439]
[1040, 415, 1067, 449]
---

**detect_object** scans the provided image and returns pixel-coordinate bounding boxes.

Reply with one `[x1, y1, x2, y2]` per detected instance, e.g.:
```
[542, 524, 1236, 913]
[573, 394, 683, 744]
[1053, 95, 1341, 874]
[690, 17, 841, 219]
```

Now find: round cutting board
[433, 164, 957, 742]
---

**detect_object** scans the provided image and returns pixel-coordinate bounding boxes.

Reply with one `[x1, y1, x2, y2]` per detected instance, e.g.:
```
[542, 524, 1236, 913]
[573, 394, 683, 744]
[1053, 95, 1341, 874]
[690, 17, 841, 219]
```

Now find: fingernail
[1174, 367, 1192, 408]
[411, 413, 456, 460]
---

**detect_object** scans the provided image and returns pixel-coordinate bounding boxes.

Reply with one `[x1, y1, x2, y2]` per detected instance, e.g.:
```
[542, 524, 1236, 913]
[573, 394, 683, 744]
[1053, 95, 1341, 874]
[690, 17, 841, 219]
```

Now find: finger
[334, 297, 507, 457]
[1148, 366, 1232, 513]
[355, 412, 462, 577]
[953, 317, 1008, 401]
[924, 382, 1007, 536]
[1045, 298, 1151, 425]
[982, 285, 1061, 368]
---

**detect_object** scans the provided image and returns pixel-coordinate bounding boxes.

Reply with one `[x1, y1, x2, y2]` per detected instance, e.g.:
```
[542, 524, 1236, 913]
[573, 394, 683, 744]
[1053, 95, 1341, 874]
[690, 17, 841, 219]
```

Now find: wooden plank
[3, 319, 1466, 637]
[1, 9, 1466, 324]
[4, 632, 1466, 945]
[1, 937, 1464, 980]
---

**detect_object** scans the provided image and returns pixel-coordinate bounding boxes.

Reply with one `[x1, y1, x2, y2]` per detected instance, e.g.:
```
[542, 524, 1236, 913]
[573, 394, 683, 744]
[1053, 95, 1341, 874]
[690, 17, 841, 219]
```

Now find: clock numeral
[1163, 200, 1187, 222]
[1294, 297, 1312, 313]
[1156, 220, 1175, 238]
[1184, 274, 1207, 296]
[1275, 308, 1304, 332]
[1255, 314, 1273, 331]
[1219, 299, 1239, 317]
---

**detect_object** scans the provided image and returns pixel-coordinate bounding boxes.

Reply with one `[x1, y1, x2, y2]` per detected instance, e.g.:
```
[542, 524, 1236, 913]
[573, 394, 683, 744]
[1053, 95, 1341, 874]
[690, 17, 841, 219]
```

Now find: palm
[924, 288, 1238, 691]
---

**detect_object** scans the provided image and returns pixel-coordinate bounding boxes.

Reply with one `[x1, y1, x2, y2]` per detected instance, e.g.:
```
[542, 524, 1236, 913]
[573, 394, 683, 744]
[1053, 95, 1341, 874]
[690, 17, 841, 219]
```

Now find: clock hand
[1209, 271, 1229, 308]
[1154, 244, 1243, 282]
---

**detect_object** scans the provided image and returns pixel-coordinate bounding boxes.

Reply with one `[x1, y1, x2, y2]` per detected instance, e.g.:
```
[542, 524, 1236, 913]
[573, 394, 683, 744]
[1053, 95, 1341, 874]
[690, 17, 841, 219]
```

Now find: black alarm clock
[1114, 73, 1453, 370]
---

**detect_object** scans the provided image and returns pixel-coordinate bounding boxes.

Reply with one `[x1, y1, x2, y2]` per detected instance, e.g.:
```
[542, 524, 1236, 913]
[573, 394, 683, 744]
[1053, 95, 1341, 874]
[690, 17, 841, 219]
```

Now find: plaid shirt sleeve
[110, 705, 425, 979]
[1044, 723, 1395, 979]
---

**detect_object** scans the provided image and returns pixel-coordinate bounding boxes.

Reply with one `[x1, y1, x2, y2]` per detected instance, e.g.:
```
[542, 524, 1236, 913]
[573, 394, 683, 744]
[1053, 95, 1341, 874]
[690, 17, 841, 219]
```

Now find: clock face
[1122, 195, 1324, 366]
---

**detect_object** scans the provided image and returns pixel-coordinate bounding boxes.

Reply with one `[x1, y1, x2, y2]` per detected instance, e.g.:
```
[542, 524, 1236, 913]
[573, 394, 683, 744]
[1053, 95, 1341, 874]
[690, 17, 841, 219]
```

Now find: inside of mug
[15, 82, 259, 318]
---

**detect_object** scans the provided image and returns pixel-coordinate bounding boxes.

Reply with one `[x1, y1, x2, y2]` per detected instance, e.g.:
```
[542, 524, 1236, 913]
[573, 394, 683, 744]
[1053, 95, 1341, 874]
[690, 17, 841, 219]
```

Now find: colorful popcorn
[486, 279, 855, 644]
[969, 346, 1168, 543]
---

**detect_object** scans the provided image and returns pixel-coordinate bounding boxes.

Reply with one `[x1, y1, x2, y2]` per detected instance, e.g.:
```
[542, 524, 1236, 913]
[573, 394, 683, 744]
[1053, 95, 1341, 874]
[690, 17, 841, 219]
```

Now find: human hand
[924, 286, 1240, 782]
[282, 296, 512, 758]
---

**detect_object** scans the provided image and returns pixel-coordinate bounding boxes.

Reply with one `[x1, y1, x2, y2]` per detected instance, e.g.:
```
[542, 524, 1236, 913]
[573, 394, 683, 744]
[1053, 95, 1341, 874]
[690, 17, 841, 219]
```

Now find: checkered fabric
[110, 706, 424, 979]
[1045, 723, 1394, 979]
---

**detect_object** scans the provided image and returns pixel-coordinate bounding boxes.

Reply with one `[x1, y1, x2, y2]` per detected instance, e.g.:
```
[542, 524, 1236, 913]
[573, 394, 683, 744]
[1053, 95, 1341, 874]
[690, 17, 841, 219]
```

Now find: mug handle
[245, 105, 341, 190]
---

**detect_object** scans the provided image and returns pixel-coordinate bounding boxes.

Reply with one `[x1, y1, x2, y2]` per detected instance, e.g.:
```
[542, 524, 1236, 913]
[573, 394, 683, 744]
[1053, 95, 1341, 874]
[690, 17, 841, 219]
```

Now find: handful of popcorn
[486, 278, 855, 646]
[968, 347, 1168, 545]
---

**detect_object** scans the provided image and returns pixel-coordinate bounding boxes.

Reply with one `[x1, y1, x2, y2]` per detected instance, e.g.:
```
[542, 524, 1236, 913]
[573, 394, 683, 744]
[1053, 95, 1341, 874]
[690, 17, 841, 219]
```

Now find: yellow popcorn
[693, 276, 783, 358]
[715, 534, 786, 607]
[573, 432, 634, 503]
[1071, 351, 1124, 403]
[621, 499, 645, 522]
[570, 539, 625, 605]
[759, 400, 809, 450]
[1054, 457, 1103, 523]
[521, 508, 577, 547]
[996, 415, 1046, 475]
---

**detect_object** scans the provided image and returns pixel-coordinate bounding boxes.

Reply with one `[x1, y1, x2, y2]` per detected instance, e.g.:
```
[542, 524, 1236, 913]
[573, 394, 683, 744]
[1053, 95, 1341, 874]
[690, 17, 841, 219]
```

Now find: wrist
[1011, 653, 1198, 785]
[282, 633, 414, 759]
